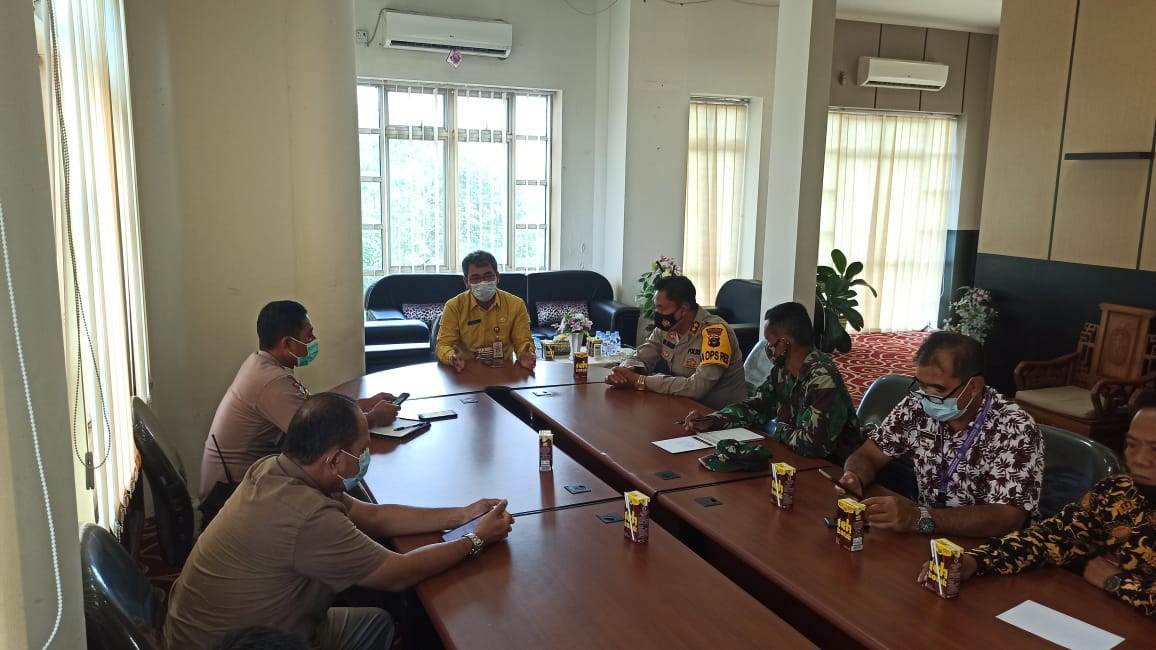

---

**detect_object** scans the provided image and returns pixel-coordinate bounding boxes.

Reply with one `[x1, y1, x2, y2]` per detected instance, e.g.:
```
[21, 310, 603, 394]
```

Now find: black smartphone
[392, 392, 410, 406]
[418, 410, 458, 422]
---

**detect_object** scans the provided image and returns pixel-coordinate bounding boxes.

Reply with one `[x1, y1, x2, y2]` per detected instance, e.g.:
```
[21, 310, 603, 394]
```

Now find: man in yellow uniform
[607, 275, 746, 410]
[436, 250, 536, 372]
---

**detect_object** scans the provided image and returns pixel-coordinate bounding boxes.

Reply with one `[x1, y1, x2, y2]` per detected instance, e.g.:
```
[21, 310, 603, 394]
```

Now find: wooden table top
[363, 394, 619, 515]
[334, 360, 611, 400]
[659, 469, 1156, 649]
[513, 382, 827, 495]
[393, 502, 816, 650]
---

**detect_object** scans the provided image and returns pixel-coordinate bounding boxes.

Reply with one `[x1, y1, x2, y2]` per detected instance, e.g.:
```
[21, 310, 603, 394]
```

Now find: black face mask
[655, 309, 679, 331]
[765, 338, 790, 366]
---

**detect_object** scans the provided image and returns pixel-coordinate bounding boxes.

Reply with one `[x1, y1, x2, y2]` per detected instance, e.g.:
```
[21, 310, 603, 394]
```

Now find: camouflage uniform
[711, 348, 863, 461]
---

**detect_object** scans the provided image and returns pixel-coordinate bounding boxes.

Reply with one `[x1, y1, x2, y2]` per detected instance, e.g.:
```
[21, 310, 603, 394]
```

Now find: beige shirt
[624, 308, 748, 410]
[166, 456, 389, 649]
[199, 351, 309, 498]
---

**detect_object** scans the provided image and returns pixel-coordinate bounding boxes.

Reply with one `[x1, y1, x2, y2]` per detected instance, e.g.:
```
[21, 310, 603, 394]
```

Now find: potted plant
[635, 255, 681, 338]
[942, 286, 997, 343]
[555, 312, 594, 357]
[814, 249, 877, 353]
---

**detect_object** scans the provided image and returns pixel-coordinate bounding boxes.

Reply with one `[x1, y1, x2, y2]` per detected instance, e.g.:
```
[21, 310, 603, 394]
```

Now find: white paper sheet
[652, 436, 713, 453]
[996, 600, 1124, 650]
[694, 428, 765, 445]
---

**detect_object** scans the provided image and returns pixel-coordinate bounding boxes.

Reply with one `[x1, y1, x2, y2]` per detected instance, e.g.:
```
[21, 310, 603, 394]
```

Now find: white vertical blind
[819, 111, 957, 332]
[44, 0, 150, 531]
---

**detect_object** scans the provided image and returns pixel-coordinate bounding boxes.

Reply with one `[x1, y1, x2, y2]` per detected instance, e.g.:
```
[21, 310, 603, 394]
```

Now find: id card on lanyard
[933, 393, 993, 508]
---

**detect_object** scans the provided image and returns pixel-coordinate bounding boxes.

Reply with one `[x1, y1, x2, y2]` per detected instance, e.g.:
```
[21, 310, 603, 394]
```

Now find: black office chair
[1039, 424, 1123, 518]
[132, 397, 196, 567]
[81, 524, 165, 650]
[856, 374, 918, 501]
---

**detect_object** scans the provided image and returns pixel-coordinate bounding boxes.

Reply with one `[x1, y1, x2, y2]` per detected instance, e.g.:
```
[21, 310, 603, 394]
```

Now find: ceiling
[836, 0, 1002, 34]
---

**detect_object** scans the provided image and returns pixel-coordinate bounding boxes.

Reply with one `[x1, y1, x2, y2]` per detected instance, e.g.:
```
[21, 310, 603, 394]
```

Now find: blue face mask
[920, 377, 975, 422]
[292, 337, 320, 367]
[338, 448, 371, 491]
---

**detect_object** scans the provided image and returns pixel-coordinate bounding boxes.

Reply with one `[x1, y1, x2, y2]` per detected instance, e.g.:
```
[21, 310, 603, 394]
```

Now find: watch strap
[917, 506, 935, 533]
[463, 532, 484, 557]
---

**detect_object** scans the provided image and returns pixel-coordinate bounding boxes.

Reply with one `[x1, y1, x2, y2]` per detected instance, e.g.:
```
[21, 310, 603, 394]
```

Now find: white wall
[126, 0, 364, 496]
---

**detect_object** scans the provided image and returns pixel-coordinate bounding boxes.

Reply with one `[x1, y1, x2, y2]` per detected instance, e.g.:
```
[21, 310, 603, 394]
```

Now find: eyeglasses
[907, 377, 969, 405]
[468, 273, 497, 283]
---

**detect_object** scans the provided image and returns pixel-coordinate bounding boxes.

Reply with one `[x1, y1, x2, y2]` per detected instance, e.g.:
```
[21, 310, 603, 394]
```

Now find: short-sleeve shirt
[166, 456, 389, 649]
[435, 289, 535, 365]
[199, 351, 309, 498]
[871, 387, 1044, 517]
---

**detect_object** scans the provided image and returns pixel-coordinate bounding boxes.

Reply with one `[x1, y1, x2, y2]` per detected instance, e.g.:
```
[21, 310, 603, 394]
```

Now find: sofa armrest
[1092, 372, 1156, 418]
[364, 319, 430, 346]
[367, 308, 405, 321]
[1014, 352, 1079, 391]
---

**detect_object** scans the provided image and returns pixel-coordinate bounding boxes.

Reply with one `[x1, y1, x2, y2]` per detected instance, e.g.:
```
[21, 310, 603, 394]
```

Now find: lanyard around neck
[935, 391, 993, 505]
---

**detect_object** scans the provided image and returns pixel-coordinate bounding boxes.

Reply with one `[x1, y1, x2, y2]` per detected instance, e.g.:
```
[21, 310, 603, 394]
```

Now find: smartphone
[391, 392, 410, 406]
[442, 513, 484, 542]
[418, 409, 458, 422]
[818, 468, 863, 500]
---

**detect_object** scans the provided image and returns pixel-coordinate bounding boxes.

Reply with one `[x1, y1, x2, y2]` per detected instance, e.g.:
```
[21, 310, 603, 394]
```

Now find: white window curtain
[819, 111, 957, 332]
[42, 0, 150, 531]
[683, 99, 748, 304]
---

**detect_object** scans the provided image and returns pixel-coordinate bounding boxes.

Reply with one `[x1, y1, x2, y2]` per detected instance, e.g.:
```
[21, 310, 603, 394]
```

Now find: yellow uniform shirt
[435, 289, 535, 364]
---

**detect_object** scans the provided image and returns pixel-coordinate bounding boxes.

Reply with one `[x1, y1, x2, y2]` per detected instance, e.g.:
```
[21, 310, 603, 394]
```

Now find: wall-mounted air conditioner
[383, 11, 512, 59]
[857, 57, 949, 91]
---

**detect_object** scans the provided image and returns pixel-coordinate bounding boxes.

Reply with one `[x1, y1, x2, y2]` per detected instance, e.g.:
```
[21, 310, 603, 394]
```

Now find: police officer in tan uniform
[607, 275, 747, 410]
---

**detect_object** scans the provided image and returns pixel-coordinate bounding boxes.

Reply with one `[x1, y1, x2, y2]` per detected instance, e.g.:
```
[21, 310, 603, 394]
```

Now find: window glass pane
[359, 134, 380, 177]
[388, 139, 446, 266]
[515, 95, 548, 137]
[457, 141, 508, 263]
[357, 85, 380, 129]
[363, 274, 381, 296]
[515, 185, 546, 225]
[388, 90, 445, 127]
[457, 95, 507, 132]
[515, 140, 547, 181]
[362, 228, 383, 272]
[514, 229, 546, 270]
[361, 182, 381, 224]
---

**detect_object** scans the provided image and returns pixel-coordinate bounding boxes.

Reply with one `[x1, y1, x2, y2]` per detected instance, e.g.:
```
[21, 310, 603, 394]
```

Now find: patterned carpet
[831, 330, 929, 405]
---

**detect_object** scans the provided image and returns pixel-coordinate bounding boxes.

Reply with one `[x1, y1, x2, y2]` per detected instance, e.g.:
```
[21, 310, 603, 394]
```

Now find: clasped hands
[605, 366, 642, 387]
[448, 345, 536, 373]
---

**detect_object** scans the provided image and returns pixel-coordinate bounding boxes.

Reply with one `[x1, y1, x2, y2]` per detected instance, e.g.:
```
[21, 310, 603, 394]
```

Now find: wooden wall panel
[1139, 160, 1156, 271]
[919, 28, 968, 114]
[977, 0, 1077, 260]
[829, 20, 879, 109]
[1051, 160, 1148, 269]
[874, 24, 926, 112]
[1063, 0, 1156, 154]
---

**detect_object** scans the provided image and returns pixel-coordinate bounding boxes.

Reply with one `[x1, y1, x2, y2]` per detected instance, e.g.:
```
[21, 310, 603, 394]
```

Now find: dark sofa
[709, 279, 763, 360]
[363, 270, 638, 372]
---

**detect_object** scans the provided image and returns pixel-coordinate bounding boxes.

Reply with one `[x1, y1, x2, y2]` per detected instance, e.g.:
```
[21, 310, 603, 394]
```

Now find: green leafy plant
[815, 249, 877, 353]
[635, 255, 681, 335]
[942, 286, 997, 343]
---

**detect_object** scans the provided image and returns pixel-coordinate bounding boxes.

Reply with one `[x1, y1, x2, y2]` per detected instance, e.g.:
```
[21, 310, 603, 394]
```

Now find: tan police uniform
[622, 308, 748, 410]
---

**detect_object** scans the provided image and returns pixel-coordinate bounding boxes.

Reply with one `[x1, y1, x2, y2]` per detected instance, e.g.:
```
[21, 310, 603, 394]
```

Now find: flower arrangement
[636, 255, 681, 331]
[942, 286, 997, 343]
[557, 312, 593, 337]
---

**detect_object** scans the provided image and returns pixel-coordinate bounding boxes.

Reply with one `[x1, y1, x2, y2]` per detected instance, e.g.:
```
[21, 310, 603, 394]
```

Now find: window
[358, 82, 553, 290]
[819, 111, 958, 332]
[683, 98, 750, 303]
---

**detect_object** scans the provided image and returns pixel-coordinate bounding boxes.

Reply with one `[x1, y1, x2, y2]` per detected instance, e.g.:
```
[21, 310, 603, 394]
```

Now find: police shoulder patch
[699, 325, 732, 367]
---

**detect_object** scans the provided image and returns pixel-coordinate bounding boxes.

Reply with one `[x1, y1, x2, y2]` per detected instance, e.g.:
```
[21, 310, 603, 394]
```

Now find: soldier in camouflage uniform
[684, 302, 864, 462]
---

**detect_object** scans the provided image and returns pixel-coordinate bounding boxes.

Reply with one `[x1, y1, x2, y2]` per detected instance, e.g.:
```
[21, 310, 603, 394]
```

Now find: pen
[674, 416, 712, 425]
[818, 468, 863, 500]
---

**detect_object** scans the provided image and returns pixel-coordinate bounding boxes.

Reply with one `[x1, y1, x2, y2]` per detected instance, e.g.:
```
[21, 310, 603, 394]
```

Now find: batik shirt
[711, 349, 863, 461]
[872, 387, 1043, 517]
[968, 475, 1156, 616]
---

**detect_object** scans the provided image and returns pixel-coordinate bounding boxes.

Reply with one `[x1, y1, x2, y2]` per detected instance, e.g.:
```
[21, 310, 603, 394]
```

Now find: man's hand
[473, 499, 515, 546]
[365, 401, 399, 428]
[1083, 556, 1121, 590]
[361, 392, 396, 406]
[835, 470, 865, 499]
[861, 495, 920, 532]
[917, 553, 978, 586]
[605, 366, 640, 388]
[517, 345, 537, 370]
[459, 498, 503, 525]
[448, 350, 467, 373]
[682, 410, 717, 433]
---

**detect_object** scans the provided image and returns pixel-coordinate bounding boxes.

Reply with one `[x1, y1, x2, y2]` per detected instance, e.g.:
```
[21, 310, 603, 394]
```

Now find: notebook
[652, 427, 765, 454]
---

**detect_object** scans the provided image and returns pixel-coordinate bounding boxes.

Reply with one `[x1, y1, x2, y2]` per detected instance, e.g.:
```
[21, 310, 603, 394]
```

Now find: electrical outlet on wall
[354, 28, 370, 45]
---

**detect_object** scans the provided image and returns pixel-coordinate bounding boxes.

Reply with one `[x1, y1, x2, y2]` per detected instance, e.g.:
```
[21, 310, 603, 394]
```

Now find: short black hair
[461, 250, 498, 276]
[914, 331, 984, 379]
[283, 393, 361, 464]
[214, 626, 309, 650]
[654, 275, 698, 310]
[764, 302, 814, 347]
[256, 301, 308, 351]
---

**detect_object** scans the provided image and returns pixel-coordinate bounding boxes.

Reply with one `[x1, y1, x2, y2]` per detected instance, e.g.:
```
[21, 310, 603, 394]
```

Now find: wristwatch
[1103, 573, 1124, 594]
[634, 375, 646, 391]
[463, 532, 484, 558]
[916, 506, 935, 534]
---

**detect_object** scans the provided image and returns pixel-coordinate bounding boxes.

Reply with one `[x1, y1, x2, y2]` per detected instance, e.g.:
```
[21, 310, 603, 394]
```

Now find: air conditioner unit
[383, 11, 512, 59]
[857, 57, 949, 91]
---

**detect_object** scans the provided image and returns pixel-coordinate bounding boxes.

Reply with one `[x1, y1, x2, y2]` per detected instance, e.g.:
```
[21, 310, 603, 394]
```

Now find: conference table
[334, 359, 611, 401]
[391, 502, 814, 649]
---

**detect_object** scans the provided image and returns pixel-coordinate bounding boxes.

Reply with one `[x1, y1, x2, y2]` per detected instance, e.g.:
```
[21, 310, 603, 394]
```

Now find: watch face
[1104, 574, 1122, 592]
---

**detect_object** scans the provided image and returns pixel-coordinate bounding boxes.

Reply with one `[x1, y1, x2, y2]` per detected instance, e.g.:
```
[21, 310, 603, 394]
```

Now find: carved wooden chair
[1014, 303, 1156, 448]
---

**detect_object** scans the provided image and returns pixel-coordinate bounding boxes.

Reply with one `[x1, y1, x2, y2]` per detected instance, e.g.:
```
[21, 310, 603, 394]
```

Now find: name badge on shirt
[467, 319, 481, 326]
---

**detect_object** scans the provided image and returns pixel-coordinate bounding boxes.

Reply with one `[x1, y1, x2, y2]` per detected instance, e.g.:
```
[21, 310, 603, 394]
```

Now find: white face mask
[470, 280, 497, 302]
